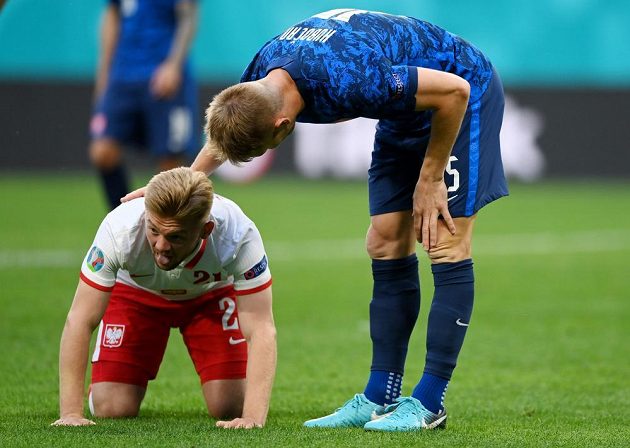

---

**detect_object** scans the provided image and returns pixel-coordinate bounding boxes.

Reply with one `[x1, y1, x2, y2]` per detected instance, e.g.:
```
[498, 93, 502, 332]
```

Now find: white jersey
[80, 195, 271, 300]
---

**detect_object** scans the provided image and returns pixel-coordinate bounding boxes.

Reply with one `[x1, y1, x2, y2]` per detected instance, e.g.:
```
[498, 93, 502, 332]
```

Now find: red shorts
[91, 283, 247, 388]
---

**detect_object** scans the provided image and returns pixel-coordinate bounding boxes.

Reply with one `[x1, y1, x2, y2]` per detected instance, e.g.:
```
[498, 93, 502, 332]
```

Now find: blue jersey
[109, 0, 192, 82]
[241, 9, 494, 125]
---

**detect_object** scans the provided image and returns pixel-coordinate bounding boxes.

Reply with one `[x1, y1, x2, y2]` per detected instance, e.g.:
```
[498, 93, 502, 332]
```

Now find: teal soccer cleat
[304, 394, 384, 428]
[364, 396, 447, 431]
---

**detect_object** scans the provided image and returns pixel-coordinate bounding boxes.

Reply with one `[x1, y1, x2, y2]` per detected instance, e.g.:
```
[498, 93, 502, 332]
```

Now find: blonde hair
[145, 167, 213, 224]
[205, 82, 279, 164]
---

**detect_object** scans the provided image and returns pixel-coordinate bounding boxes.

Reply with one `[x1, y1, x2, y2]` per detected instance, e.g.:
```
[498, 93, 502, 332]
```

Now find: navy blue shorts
[368, 69, 508, 217]
[91, 76, 200, 159]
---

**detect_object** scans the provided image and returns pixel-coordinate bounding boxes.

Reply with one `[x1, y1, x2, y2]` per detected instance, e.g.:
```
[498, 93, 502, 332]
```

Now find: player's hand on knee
[120, 186, 147, 203]
[51, 415, 96, 426]
[413, 179, 456, 250]
[216, 417, 263, 429]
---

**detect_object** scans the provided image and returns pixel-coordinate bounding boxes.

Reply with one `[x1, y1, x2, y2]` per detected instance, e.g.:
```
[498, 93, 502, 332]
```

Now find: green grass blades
[0, 174, 629, 447]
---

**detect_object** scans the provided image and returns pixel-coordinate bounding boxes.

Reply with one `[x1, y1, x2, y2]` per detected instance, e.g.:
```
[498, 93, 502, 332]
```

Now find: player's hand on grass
[413, 177, 455, 250]
[216, 417, 263, 429]
[51, 415, 96, 426]
[120, 186, 147, 203]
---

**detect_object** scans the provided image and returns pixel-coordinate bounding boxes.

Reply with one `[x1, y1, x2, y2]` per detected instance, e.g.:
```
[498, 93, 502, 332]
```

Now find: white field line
[0, 249, 80, 268]
[267, 229, 630, 261]
[0, 229, 629, 269]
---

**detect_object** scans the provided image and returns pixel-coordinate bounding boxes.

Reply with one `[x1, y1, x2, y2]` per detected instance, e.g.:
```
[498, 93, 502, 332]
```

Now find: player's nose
[154, 236, 171, 252]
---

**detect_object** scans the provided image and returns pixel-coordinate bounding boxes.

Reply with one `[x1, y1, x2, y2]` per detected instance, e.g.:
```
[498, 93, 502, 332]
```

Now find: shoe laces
[382, 397, 432, 421]
[336, 394, 364, 412]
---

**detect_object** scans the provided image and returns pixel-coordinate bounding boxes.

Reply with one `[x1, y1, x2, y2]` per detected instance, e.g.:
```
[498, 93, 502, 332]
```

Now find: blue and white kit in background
[242, 9, 509, 217]
[80, 195, 272, 300]
[91, 0, 199, 158]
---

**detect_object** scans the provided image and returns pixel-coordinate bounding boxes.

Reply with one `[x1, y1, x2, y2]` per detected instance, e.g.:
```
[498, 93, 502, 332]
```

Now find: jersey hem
[80, 272, 115, 292]
[235, 278, 273, 296]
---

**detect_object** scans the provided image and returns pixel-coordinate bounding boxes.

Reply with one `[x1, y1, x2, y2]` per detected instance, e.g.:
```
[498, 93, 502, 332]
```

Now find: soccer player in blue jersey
[124, 8, 509, 431]
[90, 0, 200, 210]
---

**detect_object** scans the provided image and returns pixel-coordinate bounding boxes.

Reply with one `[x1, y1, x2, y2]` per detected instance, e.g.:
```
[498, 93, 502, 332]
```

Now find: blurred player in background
[90, 0, 200, 210]
[123, 8, 508, 431]
[52, 167, 276, 429]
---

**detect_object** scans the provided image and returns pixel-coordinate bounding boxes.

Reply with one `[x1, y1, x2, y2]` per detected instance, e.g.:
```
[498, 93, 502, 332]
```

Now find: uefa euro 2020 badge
[87, 246, 105, 272]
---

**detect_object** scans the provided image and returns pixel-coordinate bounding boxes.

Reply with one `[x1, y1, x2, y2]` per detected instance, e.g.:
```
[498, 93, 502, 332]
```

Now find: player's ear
[273, 117, 292, 137]
[201, 221, 214, 238]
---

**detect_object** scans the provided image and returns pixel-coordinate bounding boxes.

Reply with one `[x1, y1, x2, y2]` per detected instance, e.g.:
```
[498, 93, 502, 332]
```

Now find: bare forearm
[190, 143, 224, 175]
[242, 328, 277, 425]
[59, 321, 93, 417]
[414, 67, 470, 182]
[421, 108, 466, 181]
[95, 6, 119, 97]
[167, 1, 198, 68]
[421, 95, 469, 181]
[98, 14, 118, 74]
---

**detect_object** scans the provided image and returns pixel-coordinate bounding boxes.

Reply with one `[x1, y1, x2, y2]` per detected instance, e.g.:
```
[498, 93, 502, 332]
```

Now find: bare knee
[93, 400, 140, 418]
[427, 238, 471, 263]
[366, 212, 415, 259]
[206, 399, 243, 420]
[90, 139, 122, 170]
[90, 383, 144, 418]
[427, 216, 476, 264]
[202, 379, 245, 419]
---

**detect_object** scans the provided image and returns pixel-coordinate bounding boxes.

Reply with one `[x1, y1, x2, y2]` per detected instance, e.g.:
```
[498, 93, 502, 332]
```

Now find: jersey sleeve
[225, 225, 272, 296]
[79, 218, 121, 292]
[335, 54, 418, 116]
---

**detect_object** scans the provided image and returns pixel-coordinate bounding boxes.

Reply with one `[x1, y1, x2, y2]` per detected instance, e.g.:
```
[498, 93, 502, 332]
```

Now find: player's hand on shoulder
[51, 415, 96, 426]
[120, 186, 147, 203]
[216, 417, 263, 429]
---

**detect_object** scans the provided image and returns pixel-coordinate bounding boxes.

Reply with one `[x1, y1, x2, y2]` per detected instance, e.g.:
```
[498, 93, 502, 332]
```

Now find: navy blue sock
[414, 259, 474, 410]
[99, 164, 129, 210]
[364, 254, 420, 404]
[364, 370, 403, 405]
[412, 373, 449, 413]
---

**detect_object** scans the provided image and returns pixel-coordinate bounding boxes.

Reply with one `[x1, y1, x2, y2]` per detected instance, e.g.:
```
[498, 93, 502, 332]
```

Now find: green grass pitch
[0, 174, 628, 447]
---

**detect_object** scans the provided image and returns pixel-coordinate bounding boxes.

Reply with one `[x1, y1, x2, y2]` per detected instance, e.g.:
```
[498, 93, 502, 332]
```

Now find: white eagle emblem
[103, 324, 125, 348]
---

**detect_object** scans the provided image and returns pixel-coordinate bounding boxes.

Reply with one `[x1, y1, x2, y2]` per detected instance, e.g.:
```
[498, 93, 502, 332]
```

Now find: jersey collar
[184, 238, 208, 269]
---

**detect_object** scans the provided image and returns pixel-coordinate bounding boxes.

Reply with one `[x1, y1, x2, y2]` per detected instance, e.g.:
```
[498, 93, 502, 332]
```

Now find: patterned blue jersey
[109, 0, 193, 82]
[241, 9, 493, 124]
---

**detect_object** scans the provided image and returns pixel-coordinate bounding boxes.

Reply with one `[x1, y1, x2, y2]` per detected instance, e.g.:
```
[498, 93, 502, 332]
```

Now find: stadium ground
[0, 174, 628, 447]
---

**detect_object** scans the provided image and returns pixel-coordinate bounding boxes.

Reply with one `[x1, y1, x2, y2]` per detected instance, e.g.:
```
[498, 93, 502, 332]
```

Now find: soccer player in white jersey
[52, 167, 276, 429]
